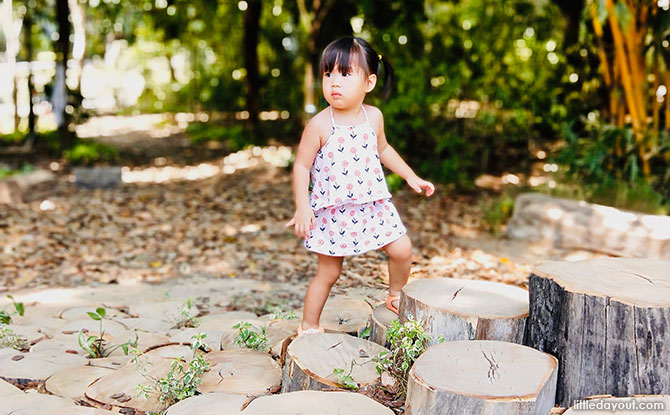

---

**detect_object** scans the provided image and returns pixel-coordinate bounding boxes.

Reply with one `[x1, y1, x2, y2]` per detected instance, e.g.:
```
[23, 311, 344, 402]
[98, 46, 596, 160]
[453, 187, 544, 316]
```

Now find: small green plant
[333, 367, 359, 390]
[172, 298, 200, 329]
[374, 317, 444, 396]
[232, 321, 268, 352]
[0, 164, 36, 179]
[358, 326, 371, 340]
[135, 333, 211, 413]
[267, 305, 298, 320]
[64, 140, 119, 166]
[0, 325, 29, 351]
[480, 193, 515, 235]
[0, 295, 25, 325]
[78, 307, 137, 358]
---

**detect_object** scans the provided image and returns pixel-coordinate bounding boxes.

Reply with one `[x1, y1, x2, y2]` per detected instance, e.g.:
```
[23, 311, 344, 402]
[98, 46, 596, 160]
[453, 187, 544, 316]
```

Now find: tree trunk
[405, 340, 558, 415]
[243, 0, 261, 137]
[368, 304, 396, 348]
[524, 258, 670, 407]
[398, 278, 529, 345]
[243, 390, 395, 414]
[24, 11, 36, 140]
[54, 0, 73, 148]
[0, 0, 21, 133]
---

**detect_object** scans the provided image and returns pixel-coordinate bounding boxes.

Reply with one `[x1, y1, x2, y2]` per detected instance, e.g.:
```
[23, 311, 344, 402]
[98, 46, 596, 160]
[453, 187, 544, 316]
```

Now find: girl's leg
[301, 254, 345, 330]
[382, 234, 413, 309]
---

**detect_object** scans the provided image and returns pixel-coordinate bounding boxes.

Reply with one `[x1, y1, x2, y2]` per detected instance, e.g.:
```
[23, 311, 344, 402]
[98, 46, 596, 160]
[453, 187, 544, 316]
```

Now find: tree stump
[0, 378, 22, 396]
[524, 258, 670, 407]
[406, 340, 558, 415]
[0, 348, 87, 389]
[399, 278, 528, 345]
[369, 304, 397, 347]
[164, 392, 247, 415]
[319, 296, 372, 335]
[281, 332, 388, 392]
[198, 349, 281, 395]
[5, 391, 117, 414]
[242, 390, 394, 414]
[562, 395, 670, 414]
[45, 365, 114, 400]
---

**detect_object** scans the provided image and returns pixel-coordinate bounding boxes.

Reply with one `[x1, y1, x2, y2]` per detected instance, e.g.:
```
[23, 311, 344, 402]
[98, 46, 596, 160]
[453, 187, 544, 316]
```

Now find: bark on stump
[399, 278, 528, 345]
[524, 258, 670, 407]
[242, 390, 394, 415]
[406, 340, 558, 415]
[281, 332, 388, 392]
[369, 304, 397, 348]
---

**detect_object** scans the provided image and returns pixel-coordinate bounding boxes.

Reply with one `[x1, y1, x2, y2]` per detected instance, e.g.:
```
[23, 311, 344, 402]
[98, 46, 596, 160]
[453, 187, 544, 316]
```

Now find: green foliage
[333, 367, 359, 390]
[266, 305, 298, 321]
[0, 164, 36, 180]
[0, 131, 27, 144]
[480, 192, 516, 235]
[64, 141, 120, 166]
[358, 326, 371, 340]
[0, 295, 25, 325]
[385, 173, 404, 193]
[0, 326, 29, 351]
[374, 317, 444, 396]
[135, 333, 211, 413]
[78, 307, 138, 358]
[186, 122, 251, 151]
[172, 298, 200, 329]
[232, 321, 268, 352]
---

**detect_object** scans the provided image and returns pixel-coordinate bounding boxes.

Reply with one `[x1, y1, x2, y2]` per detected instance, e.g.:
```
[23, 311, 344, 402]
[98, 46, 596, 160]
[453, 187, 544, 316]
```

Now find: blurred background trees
[0, 0, 669, 211]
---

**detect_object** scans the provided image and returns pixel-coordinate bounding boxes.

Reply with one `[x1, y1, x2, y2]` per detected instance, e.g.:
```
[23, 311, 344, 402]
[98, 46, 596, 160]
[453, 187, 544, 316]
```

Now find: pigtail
[378, 55, 395, 100]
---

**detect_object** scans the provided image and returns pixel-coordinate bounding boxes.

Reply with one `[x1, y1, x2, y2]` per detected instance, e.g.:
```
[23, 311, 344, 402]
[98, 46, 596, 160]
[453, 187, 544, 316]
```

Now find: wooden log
[164, 392, 247, 415]
[241, 390, 394, 415]
[563, 395, 670, 414]
[5, 391, 118, 414]
[281, 332, 388, 392]
[405, 340, 558, 415]
[369, 304, 396, 348]
[45, 365, 114, 400]
[198, 349, 281, 395]
[524, 258, 670, 407]
[0, 347, 87, 389]
[320, 296, 372, 335]
[0, 378, 23, 396]
[399, 277, 528, 345]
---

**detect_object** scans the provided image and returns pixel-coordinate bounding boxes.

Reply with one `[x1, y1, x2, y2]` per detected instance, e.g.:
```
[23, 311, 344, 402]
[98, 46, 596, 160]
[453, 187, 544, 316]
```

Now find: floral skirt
[304, 198, 407, 256]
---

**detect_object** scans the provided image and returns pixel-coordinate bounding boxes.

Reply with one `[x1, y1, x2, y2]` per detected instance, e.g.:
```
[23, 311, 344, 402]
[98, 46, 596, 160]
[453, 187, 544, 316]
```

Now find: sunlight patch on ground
[121, 145, 293, 184]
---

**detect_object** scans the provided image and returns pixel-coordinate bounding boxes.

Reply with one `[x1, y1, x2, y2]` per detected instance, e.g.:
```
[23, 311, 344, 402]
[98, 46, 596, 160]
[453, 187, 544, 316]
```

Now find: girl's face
[322, 62, 377, 110]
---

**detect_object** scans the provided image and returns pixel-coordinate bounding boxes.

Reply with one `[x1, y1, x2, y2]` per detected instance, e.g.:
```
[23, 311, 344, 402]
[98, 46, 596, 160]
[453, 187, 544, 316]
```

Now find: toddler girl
[286, 37, 434, 336]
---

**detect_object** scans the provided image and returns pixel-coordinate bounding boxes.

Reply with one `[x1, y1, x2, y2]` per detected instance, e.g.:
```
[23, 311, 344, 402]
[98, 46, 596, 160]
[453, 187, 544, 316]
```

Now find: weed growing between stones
[78, 307, 137, 358]
[232, 321, 268, 352]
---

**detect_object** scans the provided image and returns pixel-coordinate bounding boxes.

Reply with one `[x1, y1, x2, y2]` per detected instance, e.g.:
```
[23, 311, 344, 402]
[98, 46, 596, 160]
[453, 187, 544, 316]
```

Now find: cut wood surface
[29, 338, 87, 356]
[220, 323, 293, 357]
[242, 390, 395, 415]
[142, 344, 196, 359]
[198, 312, 258, 330]
[0, 348, 88, 388]
[406, 340, 558, 415]
[4, 390, 118, 414]
[399, 277, 528, 344]
[525, 258, 670, 407]
[369, 304, 397, 347]
[85, 355, 130, 369]
[2, 324, 47, 344]
[58, 306, 132, 320]
[164, 392, 247, 415]
[320, 296, 372, 334]
[281, 332, 388, 392]
[84, 357, 179, 413]
[45, 365, 114, 400]
[563, 395, 670, 414]
[198, 349, 281, 394]
[0, 378, 23, 396]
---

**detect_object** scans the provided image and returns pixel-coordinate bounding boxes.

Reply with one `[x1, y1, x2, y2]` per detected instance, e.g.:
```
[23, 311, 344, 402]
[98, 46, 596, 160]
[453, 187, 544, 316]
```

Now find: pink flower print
[351, 232, 357, 237]
[340, 243, 347, 249]
[358, 193, 364, 198]
[374, 168, 381, 175]
[331, 208, 336, 214]
[365, 240, 371, 246]
[385, 231, 392, 237]
[365, 157, 371, 164]
[324, 166, 329, 173]
[347, 183, 353, 190]
[342, 160, 349, 167]
[340, 220, 347, 227]
[318, 239, 325, 245]
[378, 199, 384, 204]
[362, 219, 367, 225]
[385, 205, 390, 211]
[373, 145, 378, 151]
[368, 180, 373, 186]
[330, 175, 336, 181]
[329, 231, 335, 237]
[377, 212, 383, 218]
[318, 181, 323, 187]
[355, 170, 361, 177]
[363, 133, 368, 140]
[338, 137, 345, 144]
[328, 152, 334, 158]
[349, 210, 355, 216]
[322, 218, 327, 224]
[369, 206, 374, 212]
[335, 198, 342, 204]
[370, 227, 376, 233]
[350, 147, 357, 154]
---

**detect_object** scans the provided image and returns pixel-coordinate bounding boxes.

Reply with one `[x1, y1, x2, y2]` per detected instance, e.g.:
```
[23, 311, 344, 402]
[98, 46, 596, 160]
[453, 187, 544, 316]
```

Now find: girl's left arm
[376, 109, 435, 196]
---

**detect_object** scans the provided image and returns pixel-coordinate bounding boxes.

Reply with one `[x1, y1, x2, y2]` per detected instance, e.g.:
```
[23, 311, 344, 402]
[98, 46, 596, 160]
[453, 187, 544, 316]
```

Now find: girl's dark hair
[320, 37, 395, 100]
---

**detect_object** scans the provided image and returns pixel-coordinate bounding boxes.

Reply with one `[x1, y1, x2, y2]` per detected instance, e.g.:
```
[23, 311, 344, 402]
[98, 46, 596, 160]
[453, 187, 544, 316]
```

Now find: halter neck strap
[329, 105, 368, 127]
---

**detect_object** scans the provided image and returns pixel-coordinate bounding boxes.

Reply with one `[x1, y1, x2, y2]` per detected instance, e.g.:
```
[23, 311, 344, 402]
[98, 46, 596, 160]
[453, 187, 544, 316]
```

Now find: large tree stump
[406, 340, 558, 415]
[562, 395, 670, 414]
[0, 348, 87, 389]
[45, 365, 114, 400]
[399, 278, 528, 344]
[281, 333, 388, 392]
[320, 296, 372, 335]
[241, 390, 394, 414]
[164, 392, 247, 415]
[524, 258, 670, 407]
[198, 349, 281, 395]
[369, 304, 397, 347]
[4, 391, 117, 414]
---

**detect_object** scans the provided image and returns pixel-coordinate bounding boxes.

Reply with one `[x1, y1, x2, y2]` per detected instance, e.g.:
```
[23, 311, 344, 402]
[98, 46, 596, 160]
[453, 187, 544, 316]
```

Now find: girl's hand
[406, 175, 435, 196]
[285, 209, 316, 240]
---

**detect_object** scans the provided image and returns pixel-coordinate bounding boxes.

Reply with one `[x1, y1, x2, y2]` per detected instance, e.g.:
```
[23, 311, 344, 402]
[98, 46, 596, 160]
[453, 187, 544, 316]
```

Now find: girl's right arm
[285, 118, 322, 239]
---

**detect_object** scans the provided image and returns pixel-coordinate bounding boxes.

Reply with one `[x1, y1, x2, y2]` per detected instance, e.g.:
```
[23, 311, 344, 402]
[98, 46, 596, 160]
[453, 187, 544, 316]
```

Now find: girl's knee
[386, 235, 412, 261]
[315, 267, 341, 285]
